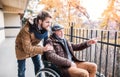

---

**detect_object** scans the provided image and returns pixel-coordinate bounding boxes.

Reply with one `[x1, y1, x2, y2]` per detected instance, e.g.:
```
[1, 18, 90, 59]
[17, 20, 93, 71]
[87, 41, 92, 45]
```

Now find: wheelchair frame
[35, 61, 61, 77]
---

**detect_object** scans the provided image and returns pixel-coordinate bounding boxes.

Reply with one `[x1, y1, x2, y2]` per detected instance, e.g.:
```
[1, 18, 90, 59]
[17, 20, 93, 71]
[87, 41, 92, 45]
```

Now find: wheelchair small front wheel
[36, 68, 60, 77]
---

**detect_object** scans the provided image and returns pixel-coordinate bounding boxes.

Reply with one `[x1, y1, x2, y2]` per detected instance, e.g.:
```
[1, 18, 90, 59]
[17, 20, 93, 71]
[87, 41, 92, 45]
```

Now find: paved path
[0, 38, 36, 77]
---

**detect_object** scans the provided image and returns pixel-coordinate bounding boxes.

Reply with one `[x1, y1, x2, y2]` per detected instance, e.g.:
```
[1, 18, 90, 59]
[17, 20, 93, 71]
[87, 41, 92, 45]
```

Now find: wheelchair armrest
[43, 60, 62, 76]
[42, 54, 62, 76]
[43, 60, 53, 67]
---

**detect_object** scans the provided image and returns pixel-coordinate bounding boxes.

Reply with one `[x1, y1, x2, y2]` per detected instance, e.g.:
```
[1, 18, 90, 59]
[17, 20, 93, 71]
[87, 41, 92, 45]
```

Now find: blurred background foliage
[24, 0, 120, 30]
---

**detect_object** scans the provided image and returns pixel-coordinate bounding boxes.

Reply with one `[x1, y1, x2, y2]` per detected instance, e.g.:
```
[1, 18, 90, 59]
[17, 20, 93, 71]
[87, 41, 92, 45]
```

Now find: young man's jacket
[15, 21, 46, 60]
[44, 34, 90, 77]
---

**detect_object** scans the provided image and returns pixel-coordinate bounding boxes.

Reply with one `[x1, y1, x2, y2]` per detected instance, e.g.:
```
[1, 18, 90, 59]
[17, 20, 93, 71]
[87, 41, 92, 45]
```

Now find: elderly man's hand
[71, 62, 77, 68]
[87, 38, 98, 45]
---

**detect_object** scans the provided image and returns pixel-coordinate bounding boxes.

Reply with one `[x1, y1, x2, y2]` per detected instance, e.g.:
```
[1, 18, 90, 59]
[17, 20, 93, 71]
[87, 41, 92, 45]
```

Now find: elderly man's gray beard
[60, 36, 64, 39]
[58, 35, 64, 39]
[54, 33, 64, 40]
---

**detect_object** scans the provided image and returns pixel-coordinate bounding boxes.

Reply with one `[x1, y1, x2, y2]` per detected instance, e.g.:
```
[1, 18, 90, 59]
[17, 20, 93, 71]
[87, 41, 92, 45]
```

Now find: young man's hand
[43, 44, 53, 52]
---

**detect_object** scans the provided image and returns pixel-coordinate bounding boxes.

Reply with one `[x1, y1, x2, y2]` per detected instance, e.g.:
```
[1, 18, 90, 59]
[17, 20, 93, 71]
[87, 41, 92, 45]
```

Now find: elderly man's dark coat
[44, 34, 90, 77]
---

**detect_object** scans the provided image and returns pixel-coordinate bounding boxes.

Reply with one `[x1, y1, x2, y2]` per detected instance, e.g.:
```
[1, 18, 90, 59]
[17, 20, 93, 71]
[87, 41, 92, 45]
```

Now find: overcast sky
[81, 0, 108, 20]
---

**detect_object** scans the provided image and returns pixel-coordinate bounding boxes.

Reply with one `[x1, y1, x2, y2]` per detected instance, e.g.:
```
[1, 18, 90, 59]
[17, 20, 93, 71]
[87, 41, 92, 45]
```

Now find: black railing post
[112, 32, 117, 77]
[86, 29, 89, 61]
[99, 31, 103, 77]
[94, 30, 98, 63]
[90, 30, 93, 61]
[70, 23, 73, 42]
[105, 31, 109, 77]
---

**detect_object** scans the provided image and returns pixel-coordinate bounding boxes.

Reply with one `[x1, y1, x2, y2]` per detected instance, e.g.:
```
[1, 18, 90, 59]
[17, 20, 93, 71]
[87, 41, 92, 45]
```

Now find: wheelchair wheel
[36, 68, 60, 77]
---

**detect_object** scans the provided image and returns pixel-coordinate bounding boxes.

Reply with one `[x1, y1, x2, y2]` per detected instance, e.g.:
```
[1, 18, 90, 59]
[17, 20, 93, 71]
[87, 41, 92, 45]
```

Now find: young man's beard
[41, 23, 50, 31]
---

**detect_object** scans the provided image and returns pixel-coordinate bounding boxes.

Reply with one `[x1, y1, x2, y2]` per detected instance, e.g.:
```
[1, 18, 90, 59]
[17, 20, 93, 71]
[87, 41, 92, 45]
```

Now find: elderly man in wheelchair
[36, 23, 97, 77]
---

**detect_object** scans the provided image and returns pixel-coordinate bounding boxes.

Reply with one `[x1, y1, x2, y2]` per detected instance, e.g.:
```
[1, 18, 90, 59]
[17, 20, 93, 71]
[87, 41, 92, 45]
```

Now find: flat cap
[52, 24, 64, 31]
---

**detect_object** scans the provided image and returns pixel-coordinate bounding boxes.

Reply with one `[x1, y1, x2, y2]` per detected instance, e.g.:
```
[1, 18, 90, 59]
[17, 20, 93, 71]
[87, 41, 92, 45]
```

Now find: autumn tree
[100, 0, 120, 30]
[39, 0, 88, 28]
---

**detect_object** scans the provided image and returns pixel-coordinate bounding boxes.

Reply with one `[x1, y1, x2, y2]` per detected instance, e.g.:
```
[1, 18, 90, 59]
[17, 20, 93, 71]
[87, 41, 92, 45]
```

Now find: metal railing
[64, 27, 120, 77]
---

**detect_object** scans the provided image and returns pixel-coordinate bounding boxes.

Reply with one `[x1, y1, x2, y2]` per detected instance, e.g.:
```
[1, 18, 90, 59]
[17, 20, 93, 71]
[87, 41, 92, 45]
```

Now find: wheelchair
[36, 56, 62, 77]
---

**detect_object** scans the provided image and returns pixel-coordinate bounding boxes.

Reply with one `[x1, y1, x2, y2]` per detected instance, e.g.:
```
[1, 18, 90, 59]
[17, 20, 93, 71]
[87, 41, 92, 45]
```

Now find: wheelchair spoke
[36, 68, 60, 77]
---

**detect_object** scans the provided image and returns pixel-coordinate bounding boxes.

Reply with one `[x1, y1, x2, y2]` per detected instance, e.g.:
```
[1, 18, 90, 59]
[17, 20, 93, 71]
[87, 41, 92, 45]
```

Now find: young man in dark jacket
[44, 23, 97, 77]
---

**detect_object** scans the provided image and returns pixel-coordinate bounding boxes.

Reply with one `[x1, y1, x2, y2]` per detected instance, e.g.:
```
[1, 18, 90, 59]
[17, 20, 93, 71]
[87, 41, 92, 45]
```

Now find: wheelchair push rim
[36, 68, 60, 77]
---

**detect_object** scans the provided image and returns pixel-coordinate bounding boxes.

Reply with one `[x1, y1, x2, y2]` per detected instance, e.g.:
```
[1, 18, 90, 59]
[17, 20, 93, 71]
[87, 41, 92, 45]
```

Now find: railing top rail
[65, 28, 120, 32]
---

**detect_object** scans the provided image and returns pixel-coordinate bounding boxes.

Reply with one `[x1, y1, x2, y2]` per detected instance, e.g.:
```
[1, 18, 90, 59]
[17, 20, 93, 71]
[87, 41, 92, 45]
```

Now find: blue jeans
[17, 55, 41, 77]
